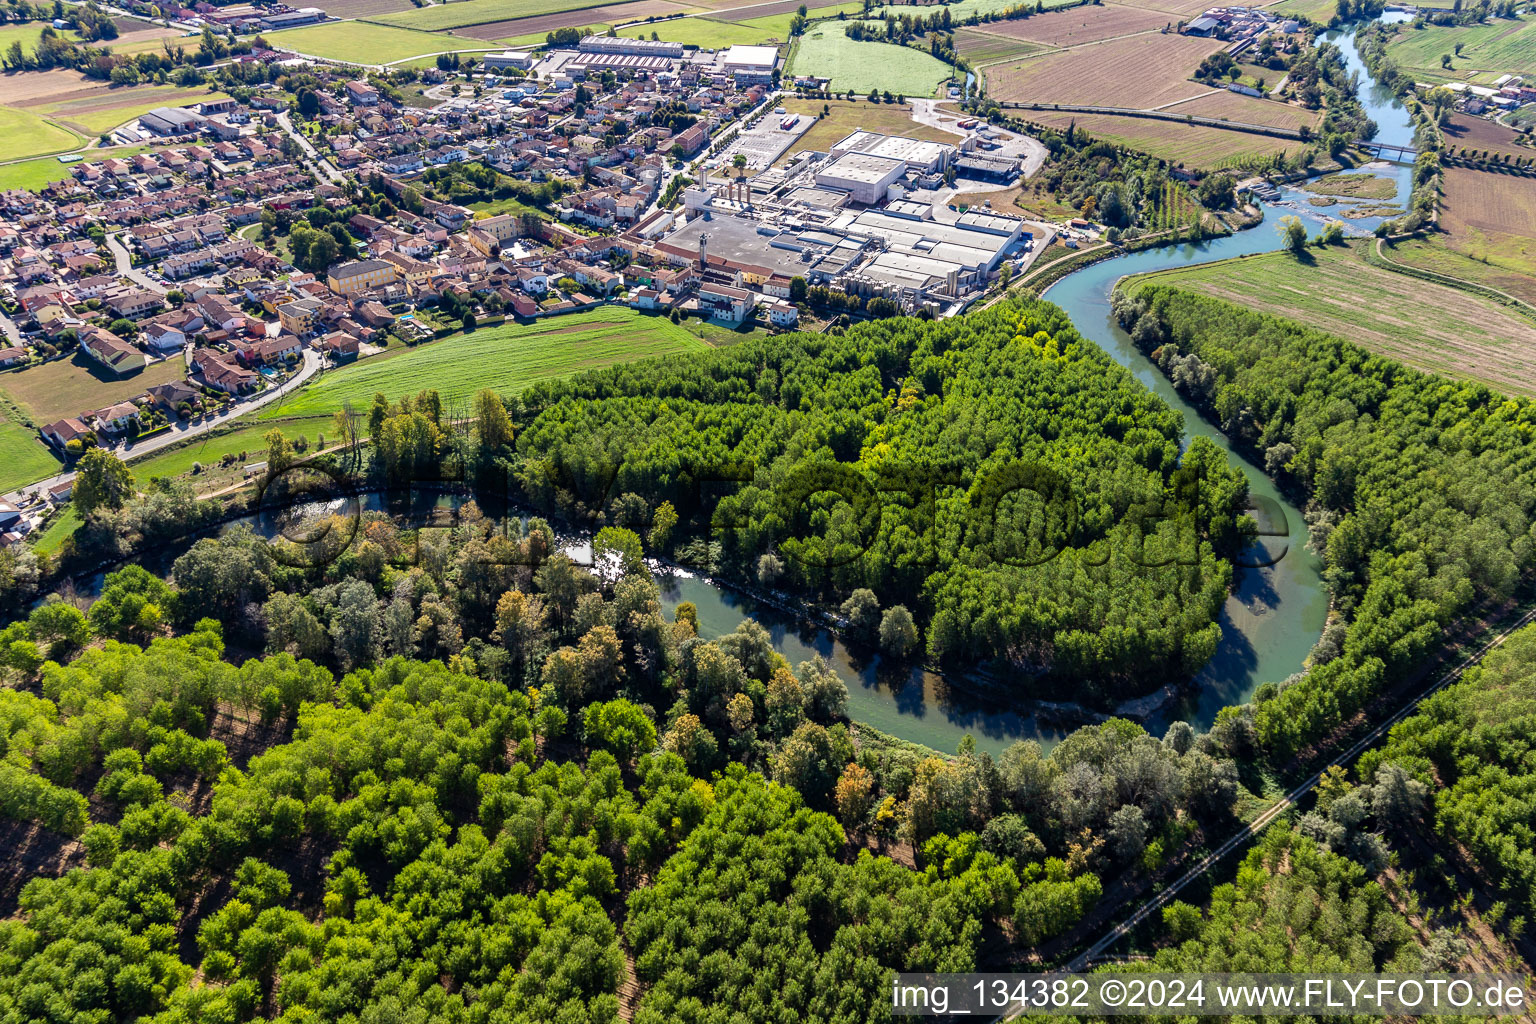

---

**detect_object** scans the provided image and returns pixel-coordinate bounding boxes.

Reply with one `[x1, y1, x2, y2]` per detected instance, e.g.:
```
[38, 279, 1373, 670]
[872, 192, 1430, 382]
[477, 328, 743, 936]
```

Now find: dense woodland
[1116, 284, 1536, 761]
[507, 297, 1252, 698]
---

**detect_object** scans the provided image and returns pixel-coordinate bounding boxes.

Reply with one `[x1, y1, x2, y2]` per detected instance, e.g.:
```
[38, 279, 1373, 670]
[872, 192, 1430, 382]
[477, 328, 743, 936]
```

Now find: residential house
[41, 417, 91, 448]
[327, 259, 398, 296]
[80, 328, 148, 375]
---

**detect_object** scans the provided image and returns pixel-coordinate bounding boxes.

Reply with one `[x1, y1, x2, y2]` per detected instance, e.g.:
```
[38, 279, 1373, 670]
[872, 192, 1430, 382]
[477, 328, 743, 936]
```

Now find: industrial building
[813, 152, 905, 205]
[140, 106, 209, 136]
[718, 44, 779, 85]
[578, 35, 685, 58]
[829, 131, 957, 174]
[480, 50, 536, 71]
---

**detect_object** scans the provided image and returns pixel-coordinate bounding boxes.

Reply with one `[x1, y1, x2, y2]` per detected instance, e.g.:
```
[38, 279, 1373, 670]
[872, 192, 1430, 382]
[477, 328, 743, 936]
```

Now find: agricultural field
[1384, 15, 1536, 83]
[0, 106, 80, 162]
[1265, 0, 1340, 21]
[1383, 234, 1536, 305]
[0, 353, 187, 424]
[456, 0, 692, 40]
[369, 0, 638, 31]
[1164, 89, 1319, 130]
[788, 23, 954, 96]
[981, 3, 1171, 47]
[952, 27, 1049, 64]
[1102, 0, 1215, 16]
[712, 0, 863, 20]
[778, 98, 959, 161]
[1127, 242, 1536, 397]
[1437, 165, 1536, 277]
[619, 13, 794, 46]
[1443, 111, 1533, 159]
[1026, 109, 1302, 169]
[0, 416, 62, 496]
[265, 21, 493, 63]
[309, 0, 418, 16]
[84, 23, 183, 51]
[259, 310, 707, 420]
[985, 33, 1222, 107]
[866, 0, 1081, 18]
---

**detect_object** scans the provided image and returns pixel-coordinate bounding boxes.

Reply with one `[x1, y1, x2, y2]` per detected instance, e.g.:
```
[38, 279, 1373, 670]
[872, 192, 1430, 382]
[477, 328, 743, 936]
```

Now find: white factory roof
[721, 44, 779, 70]
[818, 151, 905, 185]
[831, 130, 957, 168]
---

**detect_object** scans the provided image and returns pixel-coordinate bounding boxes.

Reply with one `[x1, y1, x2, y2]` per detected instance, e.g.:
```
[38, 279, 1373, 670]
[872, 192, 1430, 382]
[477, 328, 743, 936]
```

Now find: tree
[89, 565, 174, 642]
[789, 276, 808, 303]
[473, 389, 514, 449]
[834, 762, 875, 828]
[583, 698, 656, 763]
[648, 500, 677, 552]
[840, 588, 880, 640]
[878, 605, 919, 658]
[1279, 214, 1308, 253]
[264, 428, 294, 472]
[74, 448, 134, 516]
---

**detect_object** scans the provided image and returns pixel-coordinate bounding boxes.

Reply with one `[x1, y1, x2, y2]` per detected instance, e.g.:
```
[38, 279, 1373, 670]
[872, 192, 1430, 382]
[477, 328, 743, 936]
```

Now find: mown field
[1025, 109, 1299, 169]
[2, 353, 187, 424]
[986, 32, 1221, 107]
[455, 0, 690, 39]
[369, 0, 638, 31]
[266, 21, 493, 63]
[1103, 0, 1216, 16]
[1127, 242, 1536, 397]
[0, 22, 82, 55]
[778, 98, 957, 160]
[1384, 234, 1536, 305]
[1385, 15, 1536, 82]
[259, 310, 707, 420]
[1437, 166, 1536, 277]
[789, 23, 953, 96]
[1164, 89, 1319, 131]
[0, 106, 80, 162]
[0, 416, 63, 495]
[619, 13, 793, 46]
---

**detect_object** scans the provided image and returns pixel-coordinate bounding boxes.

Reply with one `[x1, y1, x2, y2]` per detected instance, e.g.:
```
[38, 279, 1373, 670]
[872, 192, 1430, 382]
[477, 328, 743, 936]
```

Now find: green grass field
[0, 416, 63, 495]
[620, 13, 792, 46]
[0, 153, 80, 191]
[1384, 234, 1536, 305]
[30, 504, 79, 553]
[2, 353, 186, 424]
[370, 0, 626, 31]
[0, 22, 82, 55]
[779, 98, 958, 161]
[265, 21, 493, 62]
[789, 23, 953, 96]
[259, 310, 707, 420]
[0, 106, 82, 163]
[128, 420, 313, 482]
[1385, 15, 1536, 81]
[1126, 241, 1536, 397]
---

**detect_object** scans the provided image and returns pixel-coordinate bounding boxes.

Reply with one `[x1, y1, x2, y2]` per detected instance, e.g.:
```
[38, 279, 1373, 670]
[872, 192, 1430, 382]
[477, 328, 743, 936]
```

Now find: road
[4, 349, 324, 505]
[276, 112, 345, 185]
[106, 232, 168, 295]
[1052, 600, 1536, 983]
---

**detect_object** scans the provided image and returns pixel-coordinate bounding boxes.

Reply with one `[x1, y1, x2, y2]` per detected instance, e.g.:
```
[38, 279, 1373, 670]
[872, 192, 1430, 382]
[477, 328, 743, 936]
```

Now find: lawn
[789, 23, 954, 97]
[1126, 241, 1536, 397]
[34, 83, 226, 135]
[0, 106, 81, 162]
[264, 21, 493, 63]
[260, 309, 708, 420]
[2, 352, 187, 423]
[369, 0, 634, 31]
[0, 153, 80, 191]
[30, 504, 80, 554]
[0, 416, 63, 495]
[1024, 109, 1299, 170]
[1385, 15, 1536, 81]
[0, 22, 82, 56]
[128, 420, 316, 483]
[619, 13, 794, 46]
[778, 98, 959, 162]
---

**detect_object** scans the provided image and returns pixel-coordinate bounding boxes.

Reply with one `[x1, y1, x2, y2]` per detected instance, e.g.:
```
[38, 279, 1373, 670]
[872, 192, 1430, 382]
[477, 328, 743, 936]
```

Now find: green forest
[508, 296, 1252, 698]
